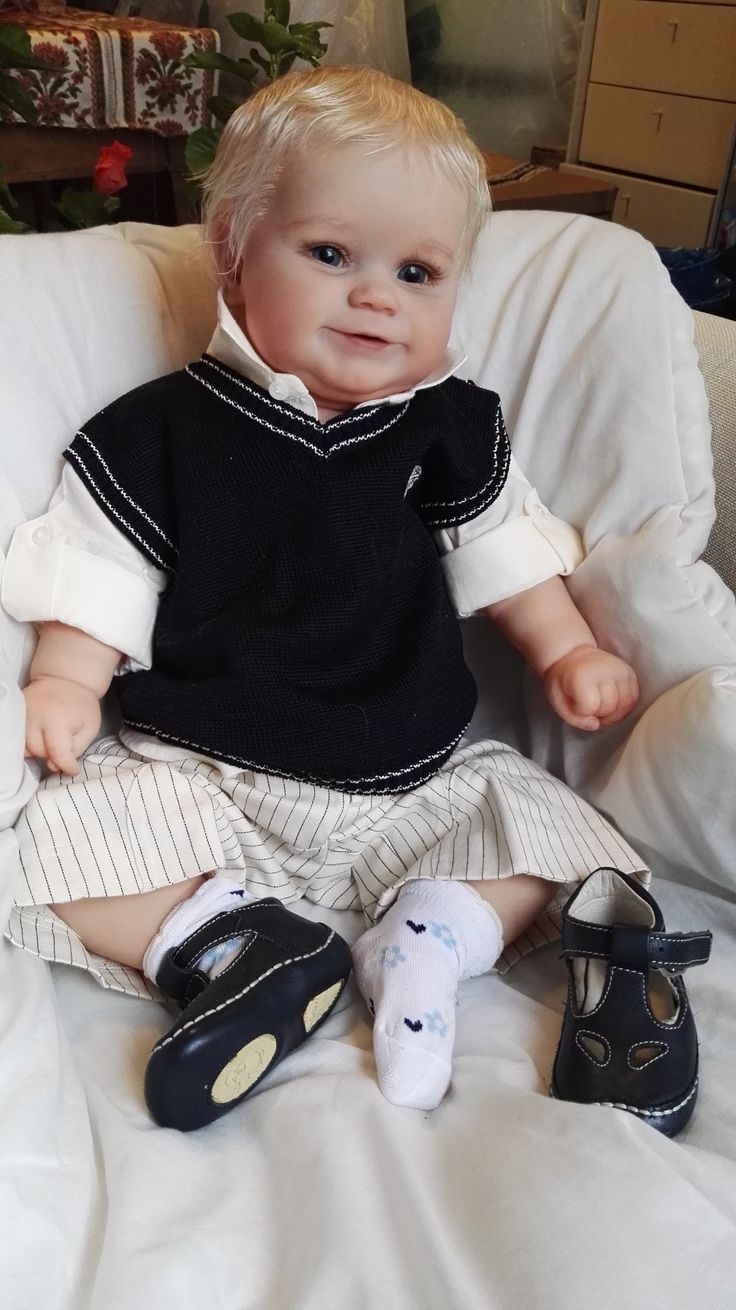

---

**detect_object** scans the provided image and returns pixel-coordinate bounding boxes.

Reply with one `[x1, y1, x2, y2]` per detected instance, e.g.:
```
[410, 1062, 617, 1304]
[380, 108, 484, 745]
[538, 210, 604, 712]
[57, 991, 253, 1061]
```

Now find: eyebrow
[413, 240, 454, 261]
[286, 216, 352, 231]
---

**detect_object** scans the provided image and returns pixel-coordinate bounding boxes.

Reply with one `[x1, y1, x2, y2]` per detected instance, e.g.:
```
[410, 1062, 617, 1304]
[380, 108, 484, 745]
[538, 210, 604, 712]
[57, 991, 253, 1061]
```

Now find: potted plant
[183, 0, 331, 178]
[0, 23, 57, 232]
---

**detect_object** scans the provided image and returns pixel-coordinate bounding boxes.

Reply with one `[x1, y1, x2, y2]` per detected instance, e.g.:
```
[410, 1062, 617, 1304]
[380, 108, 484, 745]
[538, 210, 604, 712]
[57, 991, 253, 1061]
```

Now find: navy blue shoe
[551, 869, 711, 1137]
[145, 899, 352, 1131]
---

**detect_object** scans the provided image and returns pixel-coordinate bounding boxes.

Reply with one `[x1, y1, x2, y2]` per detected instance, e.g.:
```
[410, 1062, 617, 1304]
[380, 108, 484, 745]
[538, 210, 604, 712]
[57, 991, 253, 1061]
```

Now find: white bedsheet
[4, 891, 736, 1309]
[2, 215, 736, 1308]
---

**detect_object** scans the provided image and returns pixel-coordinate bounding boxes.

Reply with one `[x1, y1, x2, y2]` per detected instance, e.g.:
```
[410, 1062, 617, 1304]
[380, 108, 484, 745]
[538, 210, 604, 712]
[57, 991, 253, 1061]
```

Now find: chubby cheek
[410, 311, 455, 372]
[246, 294, 306, 367]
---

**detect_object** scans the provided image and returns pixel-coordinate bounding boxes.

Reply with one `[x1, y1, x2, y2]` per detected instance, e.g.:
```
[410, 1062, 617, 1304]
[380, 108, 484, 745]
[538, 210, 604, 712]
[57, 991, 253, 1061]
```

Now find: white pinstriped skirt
[7, 735, 647, 999]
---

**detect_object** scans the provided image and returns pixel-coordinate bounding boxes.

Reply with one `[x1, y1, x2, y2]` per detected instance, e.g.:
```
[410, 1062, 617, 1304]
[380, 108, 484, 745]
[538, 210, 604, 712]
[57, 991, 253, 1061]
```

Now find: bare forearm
[30, 621, 122, 698]
[483, 576, 595, 677]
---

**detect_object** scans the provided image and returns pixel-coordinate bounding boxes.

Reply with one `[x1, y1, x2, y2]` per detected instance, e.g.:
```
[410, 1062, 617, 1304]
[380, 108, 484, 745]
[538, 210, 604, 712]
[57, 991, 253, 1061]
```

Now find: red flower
[93, 141, 133, 196]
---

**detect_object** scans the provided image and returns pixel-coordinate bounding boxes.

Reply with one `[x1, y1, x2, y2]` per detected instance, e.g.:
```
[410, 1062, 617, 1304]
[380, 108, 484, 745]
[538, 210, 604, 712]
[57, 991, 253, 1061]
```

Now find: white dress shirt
[2, 292, 582, 678]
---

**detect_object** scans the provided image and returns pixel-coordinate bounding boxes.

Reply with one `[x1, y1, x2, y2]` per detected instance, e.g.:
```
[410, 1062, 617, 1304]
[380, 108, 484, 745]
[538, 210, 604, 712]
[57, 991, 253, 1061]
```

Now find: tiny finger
[24, 729, 47, 763]
[596, 680, 619, 718]
[43, 730, 80, 777]
[572, 714, 601, 732]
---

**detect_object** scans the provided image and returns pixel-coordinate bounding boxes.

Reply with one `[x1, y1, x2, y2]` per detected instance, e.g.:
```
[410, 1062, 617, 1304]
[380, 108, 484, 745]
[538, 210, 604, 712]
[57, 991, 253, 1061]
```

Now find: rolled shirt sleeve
[436, 453, 583, 617]
[1, 465, 166, 670]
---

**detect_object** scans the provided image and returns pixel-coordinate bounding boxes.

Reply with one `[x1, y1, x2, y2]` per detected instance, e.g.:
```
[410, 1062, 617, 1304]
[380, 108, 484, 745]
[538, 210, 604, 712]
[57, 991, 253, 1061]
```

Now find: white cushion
[456, 214, 736, 891]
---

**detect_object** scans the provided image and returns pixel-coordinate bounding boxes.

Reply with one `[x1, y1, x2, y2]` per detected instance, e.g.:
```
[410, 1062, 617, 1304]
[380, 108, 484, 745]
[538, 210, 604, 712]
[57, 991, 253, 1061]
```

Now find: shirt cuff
[1, 518, 160, 669]
[440, 494, 584, 617]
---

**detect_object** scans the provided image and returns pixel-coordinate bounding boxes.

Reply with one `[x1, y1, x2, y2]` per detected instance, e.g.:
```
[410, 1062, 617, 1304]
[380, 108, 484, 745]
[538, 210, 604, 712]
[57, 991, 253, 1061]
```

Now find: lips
[330, 329, 395, 350]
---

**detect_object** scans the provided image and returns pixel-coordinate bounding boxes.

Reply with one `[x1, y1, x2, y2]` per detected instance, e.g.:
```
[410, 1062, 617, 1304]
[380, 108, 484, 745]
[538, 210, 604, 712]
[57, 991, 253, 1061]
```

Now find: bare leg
[50, 875, 207, 971]
[468, 874, 557, 946]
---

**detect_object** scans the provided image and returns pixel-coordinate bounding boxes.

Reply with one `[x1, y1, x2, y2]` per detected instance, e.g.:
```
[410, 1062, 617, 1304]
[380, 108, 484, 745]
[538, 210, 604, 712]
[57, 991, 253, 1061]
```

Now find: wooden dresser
[562, 0, 736, 246]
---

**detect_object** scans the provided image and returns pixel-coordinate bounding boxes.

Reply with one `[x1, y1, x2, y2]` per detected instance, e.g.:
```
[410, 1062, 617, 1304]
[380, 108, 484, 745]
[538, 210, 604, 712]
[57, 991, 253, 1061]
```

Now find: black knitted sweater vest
[64, 355, 511, 793]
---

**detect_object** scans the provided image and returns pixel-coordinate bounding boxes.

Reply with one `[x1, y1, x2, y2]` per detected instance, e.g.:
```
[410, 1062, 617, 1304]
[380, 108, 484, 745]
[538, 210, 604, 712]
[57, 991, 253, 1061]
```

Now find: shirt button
[32, 526, 51, 545]
[269, 380, 290, 402]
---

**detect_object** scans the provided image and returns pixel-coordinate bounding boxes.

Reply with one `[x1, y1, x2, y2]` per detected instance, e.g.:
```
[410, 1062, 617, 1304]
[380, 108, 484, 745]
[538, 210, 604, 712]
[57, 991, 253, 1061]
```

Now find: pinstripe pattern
[6, 736, 647, 995]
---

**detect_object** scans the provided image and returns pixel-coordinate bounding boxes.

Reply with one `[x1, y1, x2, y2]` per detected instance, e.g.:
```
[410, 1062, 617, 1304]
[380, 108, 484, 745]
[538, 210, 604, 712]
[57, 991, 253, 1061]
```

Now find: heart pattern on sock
[404, 1018, 423, 1032]
[406, 920, 426, 934]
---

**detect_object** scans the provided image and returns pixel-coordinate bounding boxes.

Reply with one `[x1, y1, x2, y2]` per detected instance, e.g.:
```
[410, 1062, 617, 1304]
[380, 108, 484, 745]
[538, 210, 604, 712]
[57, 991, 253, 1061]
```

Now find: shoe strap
[155, 898, 301, 1005]
[562, 919, 712, 971]
[156, 950, 210, 1007]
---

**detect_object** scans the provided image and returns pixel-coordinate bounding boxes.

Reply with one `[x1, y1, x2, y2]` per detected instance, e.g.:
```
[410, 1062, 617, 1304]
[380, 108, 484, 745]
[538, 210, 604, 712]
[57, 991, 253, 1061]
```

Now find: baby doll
[2, 67, 645, 1130]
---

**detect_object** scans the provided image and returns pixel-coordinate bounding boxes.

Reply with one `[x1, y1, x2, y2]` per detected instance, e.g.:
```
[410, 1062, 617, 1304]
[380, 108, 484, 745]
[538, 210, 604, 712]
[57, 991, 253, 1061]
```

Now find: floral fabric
[0, 6, 218, 134]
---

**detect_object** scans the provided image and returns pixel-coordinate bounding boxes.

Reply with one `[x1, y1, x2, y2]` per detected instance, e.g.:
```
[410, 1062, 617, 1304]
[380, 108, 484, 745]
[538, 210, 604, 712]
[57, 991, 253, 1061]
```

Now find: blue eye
[398, 264, 430, 284]
[310, 245, 344, 267]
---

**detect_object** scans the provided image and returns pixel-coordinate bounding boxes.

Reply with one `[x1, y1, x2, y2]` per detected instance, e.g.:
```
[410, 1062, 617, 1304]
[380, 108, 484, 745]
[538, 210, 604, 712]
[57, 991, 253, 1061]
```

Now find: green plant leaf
[265, 0, 290, 23]
[276, 52, 297, 76]
[227, 13, 268, 43]
[239, 16, 292, 55]
[0, 176, 18, 210]
[0, 26, 32, 63]
[289, 22, 333, 36]
[185, 125, 220, 178]
[249, 48, 271, 75]
[0, 71, 38, 124]
[287, 33, 328, 61]
[54, 189, 120, 230]
[207, 95, 240, 124]
[182, 50, 256, 82]
[0, 26, 58, 70]
[0, 202, 29, 235]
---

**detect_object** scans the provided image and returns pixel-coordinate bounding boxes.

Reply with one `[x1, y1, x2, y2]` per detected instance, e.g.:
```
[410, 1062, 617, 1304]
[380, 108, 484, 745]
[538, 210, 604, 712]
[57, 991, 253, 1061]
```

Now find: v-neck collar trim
[186, 354, 413, 458]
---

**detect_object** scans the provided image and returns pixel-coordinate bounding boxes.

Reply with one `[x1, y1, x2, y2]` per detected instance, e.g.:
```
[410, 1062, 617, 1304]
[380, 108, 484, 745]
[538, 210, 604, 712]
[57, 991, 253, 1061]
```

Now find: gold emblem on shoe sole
[211, 1034, 277, 1104]
[303, 981, 343, 1033]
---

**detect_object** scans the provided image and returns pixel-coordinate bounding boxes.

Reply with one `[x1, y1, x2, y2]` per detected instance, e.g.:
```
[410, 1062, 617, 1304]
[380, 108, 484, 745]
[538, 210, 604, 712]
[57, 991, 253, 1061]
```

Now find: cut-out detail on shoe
[629, 1041, 668, 1070]
[211, 1033, 277, 1103]
[404, 1018, 423, 1032]
[303, 980, 343, 1032]
[647, 972, 680, 1023]
[575, 1030, 611, 1066]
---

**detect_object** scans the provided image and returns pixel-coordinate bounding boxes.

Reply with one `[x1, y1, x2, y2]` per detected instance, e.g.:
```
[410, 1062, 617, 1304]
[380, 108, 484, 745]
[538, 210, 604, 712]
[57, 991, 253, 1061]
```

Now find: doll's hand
[23, 676, 101, 775]
[543, 645, 639, 731]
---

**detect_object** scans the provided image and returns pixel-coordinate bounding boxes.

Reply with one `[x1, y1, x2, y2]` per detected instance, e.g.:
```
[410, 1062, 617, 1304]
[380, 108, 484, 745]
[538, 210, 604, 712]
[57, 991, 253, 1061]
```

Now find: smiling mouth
[331, 330, 395, 351]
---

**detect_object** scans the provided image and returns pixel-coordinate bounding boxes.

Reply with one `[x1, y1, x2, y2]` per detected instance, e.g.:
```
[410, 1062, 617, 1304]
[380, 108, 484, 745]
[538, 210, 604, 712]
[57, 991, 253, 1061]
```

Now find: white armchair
[1, 215, 735, 1309]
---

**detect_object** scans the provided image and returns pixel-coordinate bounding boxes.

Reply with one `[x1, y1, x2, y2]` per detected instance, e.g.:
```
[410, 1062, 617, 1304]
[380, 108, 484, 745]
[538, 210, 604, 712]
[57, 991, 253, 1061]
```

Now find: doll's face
[226, 141, 468, 419]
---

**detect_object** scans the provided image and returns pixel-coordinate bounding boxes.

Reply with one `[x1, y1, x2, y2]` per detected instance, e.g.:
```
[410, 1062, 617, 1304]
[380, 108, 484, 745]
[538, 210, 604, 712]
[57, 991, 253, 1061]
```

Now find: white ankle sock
[142, 875, 255, 987]
[352, 880, 503, 1110]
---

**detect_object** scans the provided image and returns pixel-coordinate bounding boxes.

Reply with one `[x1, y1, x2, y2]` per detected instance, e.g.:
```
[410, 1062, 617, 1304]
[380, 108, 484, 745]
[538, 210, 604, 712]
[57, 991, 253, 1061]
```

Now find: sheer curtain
[409, 0, 585, 160]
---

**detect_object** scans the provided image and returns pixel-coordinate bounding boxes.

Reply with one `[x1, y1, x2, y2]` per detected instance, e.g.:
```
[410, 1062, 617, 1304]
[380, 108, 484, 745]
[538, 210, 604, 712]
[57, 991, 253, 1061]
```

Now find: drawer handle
[651, 110, 664, 133]
[668, 20, 679, 44]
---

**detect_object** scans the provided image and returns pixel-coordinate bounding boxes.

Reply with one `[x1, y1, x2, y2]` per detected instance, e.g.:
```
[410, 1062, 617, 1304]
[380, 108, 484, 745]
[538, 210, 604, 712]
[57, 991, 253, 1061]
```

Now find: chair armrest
[696, 311, 736, 594]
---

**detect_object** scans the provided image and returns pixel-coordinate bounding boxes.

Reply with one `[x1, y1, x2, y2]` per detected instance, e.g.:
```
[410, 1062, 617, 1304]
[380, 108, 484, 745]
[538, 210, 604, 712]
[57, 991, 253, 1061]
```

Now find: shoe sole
[210, 981, 345, 1105]
[145, 943, 351, 1131]
[549, 1071, 699, 1139]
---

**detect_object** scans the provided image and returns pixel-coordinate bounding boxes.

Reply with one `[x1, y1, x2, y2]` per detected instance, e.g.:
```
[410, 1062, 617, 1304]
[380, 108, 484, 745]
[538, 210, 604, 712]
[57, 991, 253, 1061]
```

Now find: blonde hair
[200, 66, 490, 279]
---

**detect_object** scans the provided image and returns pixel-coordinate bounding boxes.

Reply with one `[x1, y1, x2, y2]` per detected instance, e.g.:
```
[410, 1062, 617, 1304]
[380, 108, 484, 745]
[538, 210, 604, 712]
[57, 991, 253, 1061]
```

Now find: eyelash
[303, 243, 444, 284]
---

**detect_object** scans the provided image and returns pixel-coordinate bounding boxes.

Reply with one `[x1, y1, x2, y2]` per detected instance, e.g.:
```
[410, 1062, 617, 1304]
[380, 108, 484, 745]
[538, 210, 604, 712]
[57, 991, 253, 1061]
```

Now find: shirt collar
[206, 291, 466, 421]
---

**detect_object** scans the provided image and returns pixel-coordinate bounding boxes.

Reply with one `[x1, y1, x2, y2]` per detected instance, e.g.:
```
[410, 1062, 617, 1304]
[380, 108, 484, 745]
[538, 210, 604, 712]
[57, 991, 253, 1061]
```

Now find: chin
[324, 372, 412, 406]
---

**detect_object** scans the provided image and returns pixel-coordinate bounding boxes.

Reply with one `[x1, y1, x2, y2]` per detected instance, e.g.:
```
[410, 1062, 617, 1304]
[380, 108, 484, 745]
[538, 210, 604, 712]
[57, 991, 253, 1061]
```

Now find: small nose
[348, 272, 397, 314]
